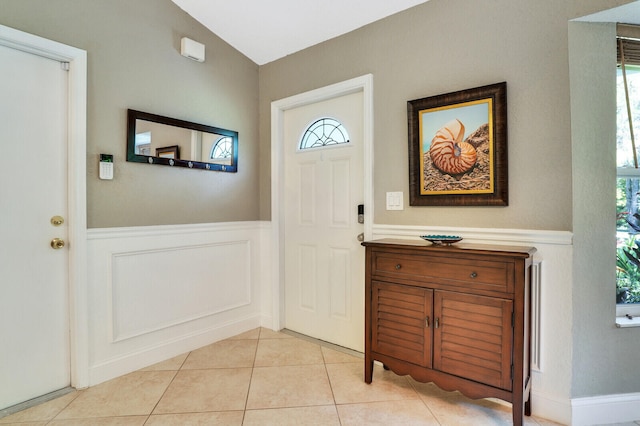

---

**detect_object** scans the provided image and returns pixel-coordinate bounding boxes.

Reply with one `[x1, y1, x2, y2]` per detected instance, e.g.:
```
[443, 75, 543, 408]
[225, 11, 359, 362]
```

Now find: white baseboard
[88, 314, 262, 386]
[571, 392, 640, 425]
[531, 391, 572, 425]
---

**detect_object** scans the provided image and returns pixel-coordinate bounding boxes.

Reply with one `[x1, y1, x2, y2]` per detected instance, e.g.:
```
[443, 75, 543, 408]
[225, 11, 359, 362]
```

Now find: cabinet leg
[512, 399, 523, 426]
[364, 357, 373, 384]
[525, 396, 531, 416]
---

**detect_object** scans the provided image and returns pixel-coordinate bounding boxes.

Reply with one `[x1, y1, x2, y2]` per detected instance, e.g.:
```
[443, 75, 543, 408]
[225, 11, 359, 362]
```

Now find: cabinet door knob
[395, 264, 401, 270]
[435, 318, 439, 328]
[470, 271, 478, 278]
[425, 316, 430, 328]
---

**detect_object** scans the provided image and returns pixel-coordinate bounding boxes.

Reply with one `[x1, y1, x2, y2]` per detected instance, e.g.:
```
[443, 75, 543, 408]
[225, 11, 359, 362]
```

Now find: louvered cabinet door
[433, 290, 513, 390]
[371, 281, 432, 367]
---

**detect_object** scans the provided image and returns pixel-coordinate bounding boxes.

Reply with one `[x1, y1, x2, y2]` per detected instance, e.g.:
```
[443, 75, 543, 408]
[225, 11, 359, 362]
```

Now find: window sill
[615, 315, 640, 328]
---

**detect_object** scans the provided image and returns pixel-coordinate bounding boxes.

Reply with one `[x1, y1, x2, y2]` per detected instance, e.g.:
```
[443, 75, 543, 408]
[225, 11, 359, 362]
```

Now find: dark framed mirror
[126, 109, 238, 172]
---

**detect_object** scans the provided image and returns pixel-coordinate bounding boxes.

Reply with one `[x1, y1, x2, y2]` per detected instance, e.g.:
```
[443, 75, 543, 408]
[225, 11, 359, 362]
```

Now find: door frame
[0, 25, 88, 389]
[270, 74, 374, 331]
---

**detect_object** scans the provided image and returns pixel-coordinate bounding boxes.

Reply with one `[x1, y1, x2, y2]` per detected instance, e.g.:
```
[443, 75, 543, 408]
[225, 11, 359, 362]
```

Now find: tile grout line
[240, 327, 263, 422]
[318, 340, 342, 425]
[143, 351, 189, 424]
[405, 377, 444, 426]
[45, 389, 82, 426]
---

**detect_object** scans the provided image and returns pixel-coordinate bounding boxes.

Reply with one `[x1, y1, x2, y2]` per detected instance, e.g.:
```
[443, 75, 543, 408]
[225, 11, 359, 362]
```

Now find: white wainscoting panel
[87, 221, 270, 386]
[110, 241, 251, 342]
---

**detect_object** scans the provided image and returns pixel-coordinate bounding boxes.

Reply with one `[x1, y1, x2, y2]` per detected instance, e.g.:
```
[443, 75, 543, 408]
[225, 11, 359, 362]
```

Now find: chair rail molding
[371, 224, 573, 246]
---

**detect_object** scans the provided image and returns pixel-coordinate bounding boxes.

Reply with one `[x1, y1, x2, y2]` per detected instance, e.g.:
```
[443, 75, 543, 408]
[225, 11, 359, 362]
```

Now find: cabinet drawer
[373, 252, 511, 293]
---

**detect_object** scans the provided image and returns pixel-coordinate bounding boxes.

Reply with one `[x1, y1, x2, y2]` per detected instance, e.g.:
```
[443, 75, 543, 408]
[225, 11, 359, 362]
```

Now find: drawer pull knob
[470, 272, 478, 278]
[395, 264, 402, 270]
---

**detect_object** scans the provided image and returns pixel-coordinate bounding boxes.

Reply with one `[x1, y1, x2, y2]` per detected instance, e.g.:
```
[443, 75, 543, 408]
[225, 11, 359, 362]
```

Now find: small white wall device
[386, 192, 404, 210]
[180, 37, 205, 62]
[99, 154, 114, 180]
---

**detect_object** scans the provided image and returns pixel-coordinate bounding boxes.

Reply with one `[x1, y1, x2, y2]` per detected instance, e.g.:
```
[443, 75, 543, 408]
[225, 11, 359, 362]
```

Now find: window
[210, 136, 233, 160]
[299, 117, 350, 150]
[615, 29, 640, 324]
[134, 131, 151, 156]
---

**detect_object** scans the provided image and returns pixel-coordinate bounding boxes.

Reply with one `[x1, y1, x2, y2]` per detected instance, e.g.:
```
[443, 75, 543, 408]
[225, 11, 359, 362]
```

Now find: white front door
[0, 43, 71, 409]
[283, 91, 365, 352]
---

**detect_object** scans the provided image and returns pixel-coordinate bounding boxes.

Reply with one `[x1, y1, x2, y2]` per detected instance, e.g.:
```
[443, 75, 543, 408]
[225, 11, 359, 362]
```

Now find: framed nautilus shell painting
[408, 82, 508, 206]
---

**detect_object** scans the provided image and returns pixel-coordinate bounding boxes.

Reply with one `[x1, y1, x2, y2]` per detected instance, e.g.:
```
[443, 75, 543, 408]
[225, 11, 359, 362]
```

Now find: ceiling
[171, 0, 430, 65]
[575, 1, 640, 24]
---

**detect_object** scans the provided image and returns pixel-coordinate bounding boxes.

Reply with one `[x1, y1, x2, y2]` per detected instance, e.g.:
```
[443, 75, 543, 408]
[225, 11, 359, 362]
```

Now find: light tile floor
[0, 328, 600, 425]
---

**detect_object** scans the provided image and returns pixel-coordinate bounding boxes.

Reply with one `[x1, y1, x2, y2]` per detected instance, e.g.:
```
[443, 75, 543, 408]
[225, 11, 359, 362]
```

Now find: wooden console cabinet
[363, 239, 536, 426]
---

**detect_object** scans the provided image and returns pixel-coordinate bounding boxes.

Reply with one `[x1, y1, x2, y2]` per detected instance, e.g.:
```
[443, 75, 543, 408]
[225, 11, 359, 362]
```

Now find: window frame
[210, 136, 233, 162]
[616, 33, 640, 322]
[615, 174, 640, 322]
[297, 117, 351, 152]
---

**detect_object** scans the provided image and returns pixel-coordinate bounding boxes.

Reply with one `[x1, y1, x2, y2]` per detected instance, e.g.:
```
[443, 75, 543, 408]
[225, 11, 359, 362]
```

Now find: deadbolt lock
[51, 238, 65, 249]
[51, 216, 64, 226]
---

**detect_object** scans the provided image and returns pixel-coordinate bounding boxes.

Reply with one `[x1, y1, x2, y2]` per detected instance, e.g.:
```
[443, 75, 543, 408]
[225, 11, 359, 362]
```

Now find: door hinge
[61, 62, 70, 71]
[511, 311, 515, 327]
[511, 363, 514, 380]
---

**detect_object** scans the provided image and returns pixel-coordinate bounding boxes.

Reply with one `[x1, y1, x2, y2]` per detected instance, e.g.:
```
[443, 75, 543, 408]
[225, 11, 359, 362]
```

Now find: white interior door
[283, 91, 365, 352]
[0, 43, 71, 409]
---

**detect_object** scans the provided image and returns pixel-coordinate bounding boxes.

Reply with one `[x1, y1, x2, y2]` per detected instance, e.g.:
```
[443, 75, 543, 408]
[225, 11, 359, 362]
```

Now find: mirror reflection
[126, 109, 238, 172]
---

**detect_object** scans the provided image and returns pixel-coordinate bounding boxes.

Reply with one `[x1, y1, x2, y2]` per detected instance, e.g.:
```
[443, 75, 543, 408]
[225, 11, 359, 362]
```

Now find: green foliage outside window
[616, 177, 640, 303]
[616, 235, 640, 303]
[616, 64, 640, 305]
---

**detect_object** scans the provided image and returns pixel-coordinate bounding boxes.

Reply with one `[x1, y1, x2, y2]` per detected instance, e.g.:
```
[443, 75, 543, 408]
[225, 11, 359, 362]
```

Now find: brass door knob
[51, 238, 65, 249]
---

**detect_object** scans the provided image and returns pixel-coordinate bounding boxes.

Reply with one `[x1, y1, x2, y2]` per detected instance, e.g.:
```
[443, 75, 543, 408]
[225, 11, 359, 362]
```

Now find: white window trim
[616, 301, 640, 327]
[615, 32, 640, 327]
[617, 167, 640, 177]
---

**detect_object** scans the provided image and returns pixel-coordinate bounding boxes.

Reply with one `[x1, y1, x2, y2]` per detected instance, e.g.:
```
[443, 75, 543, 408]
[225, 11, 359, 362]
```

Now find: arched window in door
[210, 136, 233, 160]
[299, 117, 350, 150]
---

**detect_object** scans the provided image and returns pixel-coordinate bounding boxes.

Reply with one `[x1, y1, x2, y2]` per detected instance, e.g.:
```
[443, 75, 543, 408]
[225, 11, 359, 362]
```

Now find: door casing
[0, 24, 88, 389]
[270, 74, 374, 331]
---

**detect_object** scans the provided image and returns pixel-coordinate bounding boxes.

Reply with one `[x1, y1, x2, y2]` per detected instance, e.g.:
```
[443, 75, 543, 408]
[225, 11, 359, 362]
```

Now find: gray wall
[0, 0, 260, 228]
[258, 0, 640, 399]
[569, 17, 640, 397]
[568, 20, 620, 397]
[260, 0, 577, 229]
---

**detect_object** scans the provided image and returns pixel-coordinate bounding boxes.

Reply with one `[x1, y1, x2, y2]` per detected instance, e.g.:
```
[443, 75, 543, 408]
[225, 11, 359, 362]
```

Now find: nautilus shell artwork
[429, 119, 477, 175]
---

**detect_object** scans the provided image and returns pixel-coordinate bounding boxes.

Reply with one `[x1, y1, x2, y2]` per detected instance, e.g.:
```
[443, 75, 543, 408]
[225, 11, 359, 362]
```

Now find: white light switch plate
[386, 192, 403, 210]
